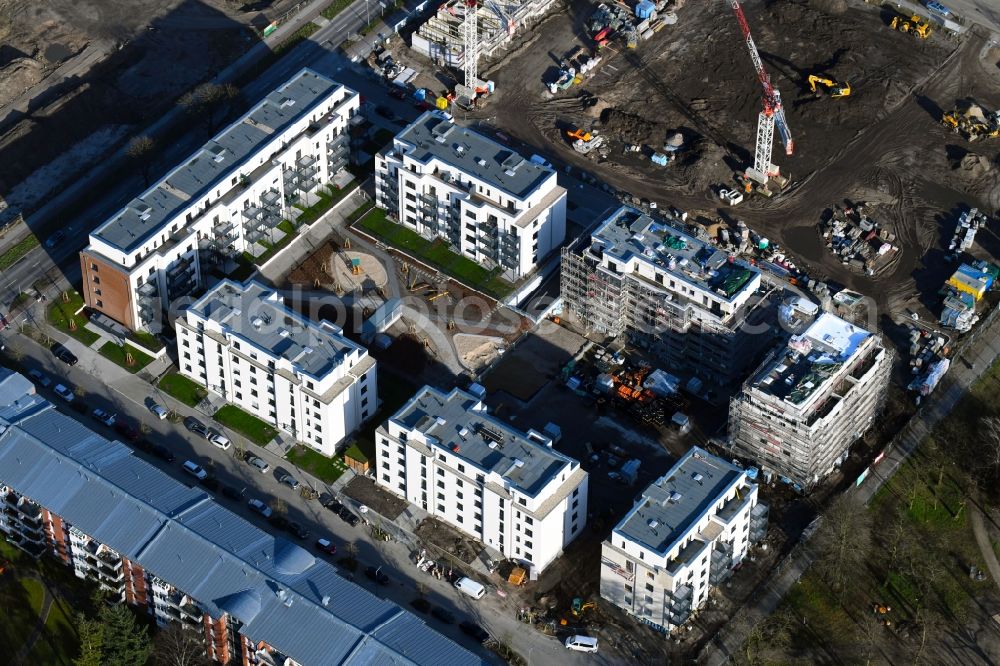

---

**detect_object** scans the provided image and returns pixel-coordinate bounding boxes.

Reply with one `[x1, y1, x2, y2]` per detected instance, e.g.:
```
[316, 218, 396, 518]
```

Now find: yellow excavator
[942, 101, 1000, 141]
[890, 14, 932, 39]
[807, 74, 851, 98]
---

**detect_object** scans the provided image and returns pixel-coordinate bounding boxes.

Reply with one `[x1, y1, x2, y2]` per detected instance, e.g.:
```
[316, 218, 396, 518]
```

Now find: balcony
[243, 206, 264, 221]
[137, 281, 158, 298]
[295, 155, 317, 170]
[328, 133, 349, 152]
[328, 155, 348, 174]
[667, 585, 693, 625]
[261, 189, 282, 207]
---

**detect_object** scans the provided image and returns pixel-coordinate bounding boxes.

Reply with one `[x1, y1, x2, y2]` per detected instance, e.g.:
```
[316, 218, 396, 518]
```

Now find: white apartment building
[600, 447, 768, 634]
[727, 312, 892, 488]
[561, 206, 778, 388]
[375, 386, 587, 573]
[80, 68, 359, 332]
[374, 111, 567, 280]
[176, 279, 377, 456]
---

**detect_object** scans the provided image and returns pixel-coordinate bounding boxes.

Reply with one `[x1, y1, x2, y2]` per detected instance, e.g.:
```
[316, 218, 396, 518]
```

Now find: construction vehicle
[729, 0, 794, 189]
[566, 127, 592, 142]
[890, 14, 932, 38]
[567, 127, 604, 154]
[571, 598, 596, 617]
[942, 100, 1000, 141]
[807, 74, 851, 98]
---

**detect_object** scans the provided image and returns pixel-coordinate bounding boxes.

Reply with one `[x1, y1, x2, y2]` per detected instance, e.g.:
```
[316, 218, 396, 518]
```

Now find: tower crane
[463, 0, 480, 89]
[729, 0, 794, 187]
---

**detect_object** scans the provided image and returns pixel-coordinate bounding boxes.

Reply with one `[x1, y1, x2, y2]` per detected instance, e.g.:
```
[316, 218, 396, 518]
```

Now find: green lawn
[158, 372, 208, 407]
[46, 291, 100, 345]
[287, 445, 348, 484]
[27, 587, 77, 665]
[0, 560, 80, 666]
[252, 223, 298, 266]
[0, 234, 39, 270]
[127, 330, 164, 353]
[354, 208, 513, 298]
[321, 0, 355, 19]
[273, 22, 319, 55]
[344, 442, 369, 464]
[214, 405, 278, 445]
[98, 341, 154, 373]
[294, 183, 358, 227]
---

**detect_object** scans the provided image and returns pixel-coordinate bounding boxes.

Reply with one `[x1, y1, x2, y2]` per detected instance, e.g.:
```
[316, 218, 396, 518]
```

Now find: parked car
[286, 520, 309, 540]
[431, 607, 455, 624]
[200, 477, 220, 491]
[151, 445, 175, 462]
[114, 419, 141, 442]
[53, 384, 74, 402]
[269, 515, 291, 530]
[50, 343, 78, 366]
[182, 461, 208, 480]
[44, 231, 66, 248]
[564, 635, 599, 653]
[315, 538, 337, 555]
[278, 473, 300, 490]
[246, 455, 270, 474]
[208, 430, 231, 450]
[149, 402, 168, 420]
[339, 507, 360, 526]
[365, 567, 390, 585]
[459, 621, 490, 644]
[91, 408, 117, 427]
[410, 598, 431, 613]
[221, 485, 245, 501]
[322, 498, 344, 514]
[248, 498, 272, 518]
[183, 416, 209, 438]
[27, 369, 51, 387]
[374, 104, 396, 119]
[134, 438, 154, 453]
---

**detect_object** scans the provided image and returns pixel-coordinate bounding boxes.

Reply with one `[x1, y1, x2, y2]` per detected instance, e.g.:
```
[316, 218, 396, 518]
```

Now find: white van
[453, 577, 486, 600]
[564, 635, 599, 653]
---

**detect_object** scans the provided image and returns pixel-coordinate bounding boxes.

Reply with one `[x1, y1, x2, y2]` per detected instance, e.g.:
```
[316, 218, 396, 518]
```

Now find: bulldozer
[807, 74, 851, 98]
[890, 14, 932, 38]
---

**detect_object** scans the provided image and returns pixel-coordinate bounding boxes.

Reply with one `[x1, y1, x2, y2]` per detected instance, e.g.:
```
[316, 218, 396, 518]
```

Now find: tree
[854, 611, 886, 666]
[812, 495, 873, 593]
[100, 603, 152, 666]
[271, 498, 288, 516]
[126, 135, 156, 187]
[178, 83, 240, 132]
[153, 622, 209, 666]
[74, 612, 105, 666]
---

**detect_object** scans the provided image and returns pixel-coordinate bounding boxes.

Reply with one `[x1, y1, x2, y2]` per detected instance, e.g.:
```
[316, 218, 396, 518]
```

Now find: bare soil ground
[0, 0, 263, 218]
[414, 517, 483, 565]
[475, 0, 1000, 323]
[342, 475, 409, 520]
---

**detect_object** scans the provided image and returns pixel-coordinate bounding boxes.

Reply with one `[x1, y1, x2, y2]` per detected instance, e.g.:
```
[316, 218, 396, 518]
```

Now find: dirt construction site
[0, 0, 269, 223]
[464, 0, 1000, 324]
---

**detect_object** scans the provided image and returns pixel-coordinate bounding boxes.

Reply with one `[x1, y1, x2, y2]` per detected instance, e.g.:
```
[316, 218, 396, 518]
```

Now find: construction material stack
[948, 207, 988, 255]
[819, 204, 897, 275]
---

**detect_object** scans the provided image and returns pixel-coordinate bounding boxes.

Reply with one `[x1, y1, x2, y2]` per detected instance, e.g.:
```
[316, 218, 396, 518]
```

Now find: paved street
[0, 307, 613, 665]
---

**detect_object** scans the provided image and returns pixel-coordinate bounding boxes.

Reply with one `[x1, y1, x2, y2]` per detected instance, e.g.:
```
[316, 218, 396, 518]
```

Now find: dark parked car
[183, 416, 210, 438]
[278, 473, 300, 490]
[459, 621, 490, 643]
[221, 485, 245, 501]
[151, 445, 175, 462]
[286, 520, 309, 540]
[410, 598, 431, 613]
[135, 439, 154, 453]
[431, 607, 455, 624]
[200, 477, 220, 491]
[339, 507, 360, 526]
[114, 420, 141, 442]
[323, 498, 345, 514]
[50, 342, 78, 366]
[365, 567, 389, 585]
[374, 104, 396, 120]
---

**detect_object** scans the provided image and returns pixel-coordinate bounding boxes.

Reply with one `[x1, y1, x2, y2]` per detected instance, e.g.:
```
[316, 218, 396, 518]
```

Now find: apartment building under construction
[560, 206, 779, 389]
[411, 0, 558, 69]
[727, 312, 892, 488]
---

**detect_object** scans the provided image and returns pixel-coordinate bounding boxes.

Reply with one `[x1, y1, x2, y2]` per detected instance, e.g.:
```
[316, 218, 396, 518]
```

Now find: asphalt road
[0, 317, 614, 665]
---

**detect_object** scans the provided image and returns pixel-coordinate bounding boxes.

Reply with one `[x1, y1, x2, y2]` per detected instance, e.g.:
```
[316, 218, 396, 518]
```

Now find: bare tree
[812, 495, 873, 593]
[178, 83, 240, 132]
[152, 622, 210, 666]
[126, 135, 156, 186]
[855, 611, 886, 666]
[732, 607, 795, 666]
[271, 498, 288, 516]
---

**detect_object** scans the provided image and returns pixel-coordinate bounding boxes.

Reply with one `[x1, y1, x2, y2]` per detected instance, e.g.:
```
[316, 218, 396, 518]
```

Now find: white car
[149, 402, 169, 420]
[182, 460, 208, 481]
[208, 430, 231, 450]
[53, 384, 74, 402]
[719, 188, 744, 206]
[247, 498, 273, 518]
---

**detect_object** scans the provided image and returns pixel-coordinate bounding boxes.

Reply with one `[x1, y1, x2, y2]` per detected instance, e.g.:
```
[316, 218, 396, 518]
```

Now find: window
[518, 498, 526, 506]
[92, 276, 101, 284]
[572, 511, 578, 522]
[437, 480, 445, 489]
[94, 288, 102, 297]
[524, 516, 533, 526]
[573, 488, 580, 497]
[625, 584, 633, 594]
[645, 583, 654, 592]
[572, 499, 579, 509]
[456, 503, 464, 512]
[436, 492, 445, 501]
[524, 540, 532, 549]
[458, 463, 465, 473]
[525, 528, 532, 538]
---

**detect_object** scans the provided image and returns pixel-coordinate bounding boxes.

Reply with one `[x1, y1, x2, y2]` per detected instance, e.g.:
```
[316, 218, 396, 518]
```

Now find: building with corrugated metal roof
[0, 369, 484, 666]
